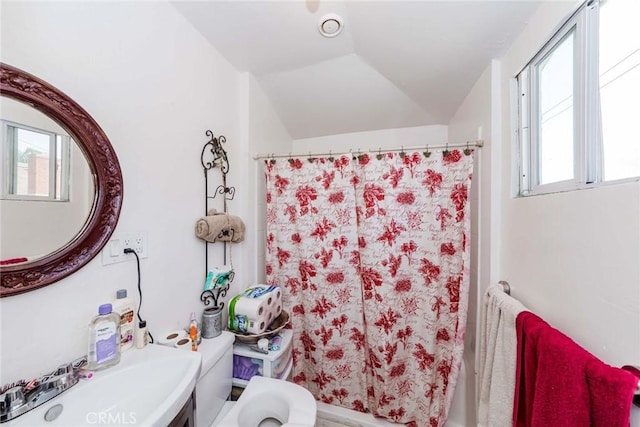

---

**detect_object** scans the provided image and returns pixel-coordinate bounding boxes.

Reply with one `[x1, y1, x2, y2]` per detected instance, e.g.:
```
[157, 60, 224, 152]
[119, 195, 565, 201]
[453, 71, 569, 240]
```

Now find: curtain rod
[253, 139, 484, 160]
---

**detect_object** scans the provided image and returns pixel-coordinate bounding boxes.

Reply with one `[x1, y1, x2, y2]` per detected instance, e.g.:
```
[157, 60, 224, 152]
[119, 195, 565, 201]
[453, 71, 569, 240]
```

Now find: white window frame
[1, 120, 71, 202]
[516, 0, 638, 197]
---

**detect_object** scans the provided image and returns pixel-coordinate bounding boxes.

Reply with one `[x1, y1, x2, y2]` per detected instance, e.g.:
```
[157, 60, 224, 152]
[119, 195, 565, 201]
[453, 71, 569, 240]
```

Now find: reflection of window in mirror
[1, 120, 70, 201]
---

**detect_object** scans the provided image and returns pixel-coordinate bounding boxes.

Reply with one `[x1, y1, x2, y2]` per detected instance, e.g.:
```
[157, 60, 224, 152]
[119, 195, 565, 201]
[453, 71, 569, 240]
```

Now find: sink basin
[5, 344, 201, 426]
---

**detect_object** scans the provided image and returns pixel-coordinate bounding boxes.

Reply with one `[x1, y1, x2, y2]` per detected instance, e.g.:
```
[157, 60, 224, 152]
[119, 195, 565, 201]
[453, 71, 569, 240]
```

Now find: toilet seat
[215, 376, 316, 427]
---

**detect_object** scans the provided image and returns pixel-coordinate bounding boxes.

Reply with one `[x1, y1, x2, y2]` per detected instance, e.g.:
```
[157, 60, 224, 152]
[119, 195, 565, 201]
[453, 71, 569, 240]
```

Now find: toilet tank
[196, 331, 235, 427]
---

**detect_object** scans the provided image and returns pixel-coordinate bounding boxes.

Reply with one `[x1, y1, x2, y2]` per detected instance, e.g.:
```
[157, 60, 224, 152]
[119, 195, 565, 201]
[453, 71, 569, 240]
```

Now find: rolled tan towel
[195, 209, 245, 242]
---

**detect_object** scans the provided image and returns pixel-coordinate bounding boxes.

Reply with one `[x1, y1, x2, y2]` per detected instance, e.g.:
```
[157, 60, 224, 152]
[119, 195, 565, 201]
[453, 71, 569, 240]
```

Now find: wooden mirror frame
[0, 63, 123, 297]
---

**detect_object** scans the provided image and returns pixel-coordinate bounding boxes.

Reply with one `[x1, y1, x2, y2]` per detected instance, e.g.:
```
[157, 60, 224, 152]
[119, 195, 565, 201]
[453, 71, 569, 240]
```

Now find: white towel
[478, 283, 527, 427]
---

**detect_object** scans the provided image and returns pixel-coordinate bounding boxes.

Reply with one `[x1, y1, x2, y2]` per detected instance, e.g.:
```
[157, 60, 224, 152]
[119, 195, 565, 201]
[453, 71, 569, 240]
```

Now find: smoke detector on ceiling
[318, 13, 344, 38]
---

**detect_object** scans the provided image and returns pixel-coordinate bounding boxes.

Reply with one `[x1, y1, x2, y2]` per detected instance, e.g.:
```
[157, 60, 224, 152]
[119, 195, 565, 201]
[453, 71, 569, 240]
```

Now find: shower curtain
[265, 149, 474, 427]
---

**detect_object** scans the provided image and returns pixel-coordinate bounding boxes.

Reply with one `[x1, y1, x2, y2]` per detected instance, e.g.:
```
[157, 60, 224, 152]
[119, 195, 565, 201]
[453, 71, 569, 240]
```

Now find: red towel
[0, 257, 27, 266]
[514, 311, 639, 427]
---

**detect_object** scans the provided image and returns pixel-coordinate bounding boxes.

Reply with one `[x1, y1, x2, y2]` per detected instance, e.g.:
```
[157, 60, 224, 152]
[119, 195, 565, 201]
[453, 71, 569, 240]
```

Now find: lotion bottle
[113, 289, 135, 351]
[87, 303, 121, 370]
[135, 320, 148, 349]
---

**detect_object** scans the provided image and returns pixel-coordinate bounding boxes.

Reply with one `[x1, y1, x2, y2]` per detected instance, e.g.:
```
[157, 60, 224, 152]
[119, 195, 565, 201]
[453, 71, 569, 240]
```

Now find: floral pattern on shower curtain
[265, 156, 369, 411]
[265, 149, 474, 427]
[354, 151, 473, 426]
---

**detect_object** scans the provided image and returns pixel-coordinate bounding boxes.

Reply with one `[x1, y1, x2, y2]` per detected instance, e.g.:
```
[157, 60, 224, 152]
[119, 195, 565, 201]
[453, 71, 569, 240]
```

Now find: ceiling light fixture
[318, 13, 344, 38]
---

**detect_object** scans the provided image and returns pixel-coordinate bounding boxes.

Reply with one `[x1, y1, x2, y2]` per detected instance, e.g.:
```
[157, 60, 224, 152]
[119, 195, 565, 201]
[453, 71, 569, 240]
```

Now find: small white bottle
[113, 289, 136, 352]
[87, 303, 121, 370]
[135, 320, 149, 349]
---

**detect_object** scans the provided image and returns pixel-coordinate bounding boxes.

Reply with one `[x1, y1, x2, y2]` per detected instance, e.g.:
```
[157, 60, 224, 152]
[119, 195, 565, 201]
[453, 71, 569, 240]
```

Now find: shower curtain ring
[400, 145, 406, 158]
[464, 141, 472, 156]
[443, 143, 450, 158]
[377, 147, 382, 160]
[423, 144, 431, 158]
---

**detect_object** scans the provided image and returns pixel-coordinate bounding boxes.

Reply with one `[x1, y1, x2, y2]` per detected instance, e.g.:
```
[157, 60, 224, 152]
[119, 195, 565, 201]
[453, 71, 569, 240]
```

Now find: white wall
[0, 1, 246, 384]
[447, 59, 500, 426]
[450, 1, 640, 423]
[294, 124, 448, 153]
[499, 0, 640, 369]
[242, 73, 293, 284]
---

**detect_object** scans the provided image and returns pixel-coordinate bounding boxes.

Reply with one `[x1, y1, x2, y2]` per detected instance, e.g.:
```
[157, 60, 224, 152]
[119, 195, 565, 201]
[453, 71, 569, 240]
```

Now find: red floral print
[440, 242, 456, 255]
[435, 206, 453, 230]
[265, 150, 473, 425]
[381, 253, 402, 277]
[377, 219, 407, 246]
[422, 169, 443, 196]
[289, 158, 303, 169]
[332, 236, 348, 257]
[284, 204, 297, 222]
[315, 325, 334, 346]
[402, 152, 421, 177]
[310, 217, 337, 241]
[312, 370, 336, 389]
[328, 191, 345, 203]
[413, 343, 435, 370]
[374, 308, 401, 335]
[331, 314, 348, 335]
[446, 275, 461, 313]
[316, 170, 336, 190]
[276, 247, 290, 267]
[274, 175, 290, 195]
[419, 258, 441, 285]
[397, 191, 415, 205]
[396, 326, 413, 349]
[314, 247, 333, 269]
[395, 278, 412, 292]
[443, 149, 462, 164]
[295, 185, 318, 215]
[326, 348, 344, 360]
[383, 165, 404, 188]
[310, 296, 336, 319]
[326, 271, 345, 284]
[362, 184, 385, 217]
[401, 240, 417, 263]
[298, 260, 316, 282]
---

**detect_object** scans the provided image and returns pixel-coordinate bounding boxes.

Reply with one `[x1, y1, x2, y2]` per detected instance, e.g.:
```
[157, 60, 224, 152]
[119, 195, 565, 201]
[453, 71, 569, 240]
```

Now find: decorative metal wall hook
[213, 185, 236, 200]
[201, 131, 229, 175]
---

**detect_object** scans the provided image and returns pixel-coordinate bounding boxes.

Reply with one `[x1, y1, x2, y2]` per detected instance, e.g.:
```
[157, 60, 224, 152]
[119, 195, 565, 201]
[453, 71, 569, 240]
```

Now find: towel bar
[498, 280, 510, 295]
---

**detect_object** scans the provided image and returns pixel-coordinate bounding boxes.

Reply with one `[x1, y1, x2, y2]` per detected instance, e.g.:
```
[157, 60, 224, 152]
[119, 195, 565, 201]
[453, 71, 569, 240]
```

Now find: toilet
[195, 331, 317, 427]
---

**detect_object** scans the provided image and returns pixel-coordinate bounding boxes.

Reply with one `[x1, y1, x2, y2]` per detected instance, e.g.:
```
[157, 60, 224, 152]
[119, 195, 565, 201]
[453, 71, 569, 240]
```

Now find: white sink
[6, 344, 202, 426]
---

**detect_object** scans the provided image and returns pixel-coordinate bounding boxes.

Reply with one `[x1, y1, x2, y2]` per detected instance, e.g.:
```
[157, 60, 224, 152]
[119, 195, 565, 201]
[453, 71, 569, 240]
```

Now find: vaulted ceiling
[172, 1, 545, 140]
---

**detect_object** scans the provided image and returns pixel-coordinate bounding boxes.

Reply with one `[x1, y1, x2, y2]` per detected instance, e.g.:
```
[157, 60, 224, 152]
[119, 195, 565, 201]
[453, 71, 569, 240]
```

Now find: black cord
[123, 248, 154, 344]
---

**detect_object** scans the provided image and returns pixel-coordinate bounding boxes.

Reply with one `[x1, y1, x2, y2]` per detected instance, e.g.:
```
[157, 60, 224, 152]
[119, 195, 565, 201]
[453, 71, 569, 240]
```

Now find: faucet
[0, 363, 79, 423]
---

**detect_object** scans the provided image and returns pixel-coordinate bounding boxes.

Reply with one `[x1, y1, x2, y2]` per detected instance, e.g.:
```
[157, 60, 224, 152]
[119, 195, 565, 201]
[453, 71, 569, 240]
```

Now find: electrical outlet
[102, 232, 148, 265]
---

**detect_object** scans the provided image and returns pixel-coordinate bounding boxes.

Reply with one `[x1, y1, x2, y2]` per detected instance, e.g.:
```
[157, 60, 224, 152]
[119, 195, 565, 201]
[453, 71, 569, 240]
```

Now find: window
[517, 0, 640, 195]
[2, 120, 70, 201]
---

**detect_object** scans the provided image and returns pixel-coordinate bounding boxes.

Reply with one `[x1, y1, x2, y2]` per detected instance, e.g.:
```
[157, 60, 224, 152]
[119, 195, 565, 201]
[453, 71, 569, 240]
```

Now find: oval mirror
[0, 63, 123, 297]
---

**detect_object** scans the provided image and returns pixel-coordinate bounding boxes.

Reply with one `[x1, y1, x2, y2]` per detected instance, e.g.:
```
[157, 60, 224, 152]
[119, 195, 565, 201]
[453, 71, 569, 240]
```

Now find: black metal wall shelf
[199, 130, 235, 309]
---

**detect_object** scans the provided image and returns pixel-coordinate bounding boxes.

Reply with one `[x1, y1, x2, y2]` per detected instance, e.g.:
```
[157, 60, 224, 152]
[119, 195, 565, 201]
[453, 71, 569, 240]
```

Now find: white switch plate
[102, 232, 149, 265]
